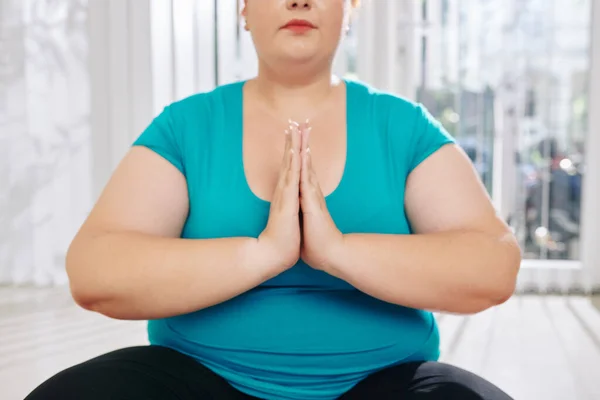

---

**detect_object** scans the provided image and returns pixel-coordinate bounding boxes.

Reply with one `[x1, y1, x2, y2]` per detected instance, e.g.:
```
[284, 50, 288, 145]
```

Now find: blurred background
[1, 0, 600, 399]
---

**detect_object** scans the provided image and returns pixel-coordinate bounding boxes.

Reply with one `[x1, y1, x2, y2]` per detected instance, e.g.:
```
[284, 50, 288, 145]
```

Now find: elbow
[69, 279, 122, 319]
[465, 285, 515, 315]
[459, 239, 521, 315]
[477, 240, 522, 312]
[457, 285, 515, 315]
[67, 261, 100, 313]
[65, 232, 140, 320]
[485, 278, 516, 309]
[495, 238, 522, 303]
[66, 240, 109, 314]
[69, 279, 101, 312]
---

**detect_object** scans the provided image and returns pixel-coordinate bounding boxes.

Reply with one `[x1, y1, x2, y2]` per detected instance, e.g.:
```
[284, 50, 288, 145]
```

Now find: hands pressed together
[258, 121, 344, 273]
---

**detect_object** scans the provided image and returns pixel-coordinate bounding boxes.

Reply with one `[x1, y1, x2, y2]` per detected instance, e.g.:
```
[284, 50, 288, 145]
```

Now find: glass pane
[416, 0, 590, 260]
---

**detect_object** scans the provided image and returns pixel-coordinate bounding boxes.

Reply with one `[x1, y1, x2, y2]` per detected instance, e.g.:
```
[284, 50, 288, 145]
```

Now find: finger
[301, 148, 319, 199]
[283, 147, 300, 213]
[306, 149, 326, 205]
[310, 171, 326, 209]
[289, 126, 301, 191]
[277, 128, 292, 185]
[307, 150, 320, 194]
[301, 147, 310, 187]
[272, 129, 293, 210]
[308, 151, 319, 187]
[301, 122, 311, 154]
[300, 150, 318, 214]
[279, 124, 300, 213]
[288, 122, 301, 184]
[282, 127, 292, 167]
[291, 121, 302, 156]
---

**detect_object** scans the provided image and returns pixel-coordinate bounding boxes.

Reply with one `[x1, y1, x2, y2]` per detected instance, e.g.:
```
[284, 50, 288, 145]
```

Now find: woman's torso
[142, 80, 440, 400]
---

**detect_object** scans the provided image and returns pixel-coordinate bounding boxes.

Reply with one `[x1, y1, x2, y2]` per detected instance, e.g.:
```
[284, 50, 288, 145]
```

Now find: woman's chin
[277, 49, 322, 65]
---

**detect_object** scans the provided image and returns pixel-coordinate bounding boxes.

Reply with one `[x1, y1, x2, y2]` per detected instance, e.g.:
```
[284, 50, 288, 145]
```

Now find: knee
[26, 361, 124, 400]
[26, 365, 89, 400]
[421, 362, 479, 383]
[413, 362, 513, 400]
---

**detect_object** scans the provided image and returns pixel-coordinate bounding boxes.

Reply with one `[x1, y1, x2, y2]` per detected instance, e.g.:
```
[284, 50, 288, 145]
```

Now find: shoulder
[346, 79, 449, 142]
[167, 81, 242, 116]
[135, 81, 243, 150]
[347, 79, 455, 172]
[346, 79, 423, 124]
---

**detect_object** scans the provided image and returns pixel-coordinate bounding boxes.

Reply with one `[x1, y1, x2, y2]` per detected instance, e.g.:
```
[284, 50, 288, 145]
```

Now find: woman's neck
[251, 63, 341, 123]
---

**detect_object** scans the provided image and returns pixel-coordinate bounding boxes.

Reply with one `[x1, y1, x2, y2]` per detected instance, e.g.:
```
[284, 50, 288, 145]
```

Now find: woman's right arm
[67, 131, 301, 320]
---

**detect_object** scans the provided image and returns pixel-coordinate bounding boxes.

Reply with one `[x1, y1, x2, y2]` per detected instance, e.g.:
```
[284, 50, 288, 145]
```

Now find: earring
[244, 20, 250, 31]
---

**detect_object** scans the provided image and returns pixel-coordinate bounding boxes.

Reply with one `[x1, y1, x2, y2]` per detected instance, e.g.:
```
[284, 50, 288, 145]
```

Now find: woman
[27, 0, 521, 399]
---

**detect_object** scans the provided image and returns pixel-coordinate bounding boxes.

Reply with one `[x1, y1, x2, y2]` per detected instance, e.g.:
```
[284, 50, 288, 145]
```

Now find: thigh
[340, 362, 513, 400]
[25, 345, 255, 400]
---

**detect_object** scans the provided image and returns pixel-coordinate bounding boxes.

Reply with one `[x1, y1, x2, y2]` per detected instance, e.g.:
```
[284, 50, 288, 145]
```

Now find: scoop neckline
[234, 78, 356, 207]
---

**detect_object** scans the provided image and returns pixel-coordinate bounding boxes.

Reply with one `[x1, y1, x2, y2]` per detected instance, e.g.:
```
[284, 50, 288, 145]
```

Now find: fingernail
[284, 129, 289, 135]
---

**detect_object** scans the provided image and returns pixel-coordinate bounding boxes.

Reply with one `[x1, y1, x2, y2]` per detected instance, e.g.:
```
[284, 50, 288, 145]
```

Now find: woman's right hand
[257, 122, 302, 272]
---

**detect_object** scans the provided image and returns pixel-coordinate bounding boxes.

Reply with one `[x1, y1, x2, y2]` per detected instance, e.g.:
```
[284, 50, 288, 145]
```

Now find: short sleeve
[408, 104, 455, 173]
[132, 105, 185, 174]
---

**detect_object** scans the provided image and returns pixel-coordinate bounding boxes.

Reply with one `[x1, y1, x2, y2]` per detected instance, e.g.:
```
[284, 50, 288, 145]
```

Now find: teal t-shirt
[133, 79, 455, 400]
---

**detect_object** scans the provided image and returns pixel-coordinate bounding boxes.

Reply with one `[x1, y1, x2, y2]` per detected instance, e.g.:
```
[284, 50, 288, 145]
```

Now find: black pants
[26, 346, 513, 400]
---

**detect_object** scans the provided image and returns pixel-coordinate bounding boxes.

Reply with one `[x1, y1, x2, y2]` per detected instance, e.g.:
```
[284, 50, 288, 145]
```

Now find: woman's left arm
[325, 144, 521, 314]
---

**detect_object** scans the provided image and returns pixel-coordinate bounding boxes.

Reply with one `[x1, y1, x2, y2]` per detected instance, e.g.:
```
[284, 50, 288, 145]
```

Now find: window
[525, 88, 537, 117]
[417, 0, 591, 260]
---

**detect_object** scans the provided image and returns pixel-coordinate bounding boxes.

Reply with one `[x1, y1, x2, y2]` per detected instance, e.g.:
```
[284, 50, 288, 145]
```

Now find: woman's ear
[347, 0, 360, 27]
[241, 0, 249, 31]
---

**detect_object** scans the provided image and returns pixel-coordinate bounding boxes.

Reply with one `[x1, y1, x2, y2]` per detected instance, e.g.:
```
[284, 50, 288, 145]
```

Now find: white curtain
[0, 0, 92, 286]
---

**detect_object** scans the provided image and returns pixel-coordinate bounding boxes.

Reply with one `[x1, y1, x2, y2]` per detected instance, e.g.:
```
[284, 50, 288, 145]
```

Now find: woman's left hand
[298, 123, 345, 271]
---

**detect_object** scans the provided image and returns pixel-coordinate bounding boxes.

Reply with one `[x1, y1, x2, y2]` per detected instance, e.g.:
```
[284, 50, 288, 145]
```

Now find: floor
[1, 288, 600, 400]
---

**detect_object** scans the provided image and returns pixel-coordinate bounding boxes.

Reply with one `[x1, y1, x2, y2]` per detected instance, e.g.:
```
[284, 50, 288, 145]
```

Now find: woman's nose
[286, 0, 312, 11]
